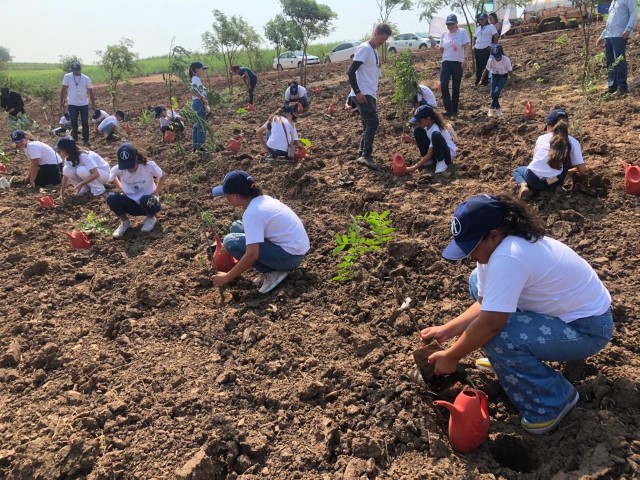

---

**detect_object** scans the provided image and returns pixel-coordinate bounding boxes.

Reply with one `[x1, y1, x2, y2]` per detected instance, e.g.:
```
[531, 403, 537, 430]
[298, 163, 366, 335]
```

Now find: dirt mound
[1, 30, 639, 479]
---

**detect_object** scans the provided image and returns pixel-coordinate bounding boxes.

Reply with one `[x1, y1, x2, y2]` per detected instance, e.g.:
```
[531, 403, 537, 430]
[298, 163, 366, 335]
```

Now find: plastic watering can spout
[525, 102, 535, 120]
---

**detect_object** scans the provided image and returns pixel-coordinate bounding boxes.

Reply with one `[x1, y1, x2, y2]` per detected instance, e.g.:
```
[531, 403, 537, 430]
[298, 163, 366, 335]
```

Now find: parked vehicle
[388, 32, 433, 53]
[324, 42, 360, 63]
[273, 51, 321, 70]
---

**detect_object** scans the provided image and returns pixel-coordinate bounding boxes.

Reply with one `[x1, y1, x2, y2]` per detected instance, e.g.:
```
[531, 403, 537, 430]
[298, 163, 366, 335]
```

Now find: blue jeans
[605, 37, 628, 92]
[440, 61, 463, 116]
[469, 269, 613, 423]
[223, 220, 306, 273]
[68, 104, 89, 144]
[490, 74, 508, 109]
[355, 95, 379, 158]
[513, 166, 565, 191]
[414, 128, 451, 165]
[267, 147, 288, 158]
[106, 193, 161, 217]
[248, 78, 257, 104]
[191, 99, 207, 150]
[288, 95, 309, 109]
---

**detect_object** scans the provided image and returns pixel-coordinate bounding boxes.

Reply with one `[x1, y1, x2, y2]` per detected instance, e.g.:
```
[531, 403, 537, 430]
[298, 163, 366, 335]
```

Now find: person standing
[60, 62, 96, 147]
[231, 65, 258, 105]
[477, 45, 514, 117]
[440, 15, 471, 120]
[596, 0, 637, 95]
[188, 61, 210, 152]
[473, 13, 499, 86]
[489, 13, 502, 36]
[347, 23, 393, 170]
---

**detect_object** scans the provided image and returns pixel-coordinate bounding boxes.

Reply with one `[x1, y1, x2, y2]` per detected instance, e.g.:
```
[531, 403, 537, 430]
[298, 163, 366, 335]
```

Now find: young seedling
[78, 211, 113, 235]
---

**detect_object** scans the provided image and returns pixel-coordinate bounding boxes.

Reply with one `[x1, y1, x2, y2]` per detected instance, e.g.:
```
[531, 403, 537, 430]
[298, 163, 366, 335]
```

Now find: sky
[2, 0, 454, 63]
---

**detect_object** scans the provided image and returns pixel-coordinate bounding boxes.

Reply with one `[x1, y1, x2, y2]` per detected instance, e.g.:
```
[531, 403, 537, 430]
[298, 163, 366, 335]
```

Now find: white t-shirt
[474, 24, 498, 49]
[98, 115, 119, 133]
[264, 117, 299, 152]
[426, 124, 456, 158]
[66, 151, 110, 172]
[25, 141, 62, 166]
[528, 133, 584, 179]
[159, 110, 182, 128]
[62, 73, 93, 106]
[417, 84, 437, 107]
[477, 236, 611, 322]
[92, 110, 109, 124]
[486, 55, 512, 75]
[191, 77, 207, 100]
[109, 161, 163, 202]
[285, 85, 308, 101]
[440, 28, 471, 62]
[242, 195, 310, 256]
[59, 116, 70, 127]
[349, 41, 381, 98]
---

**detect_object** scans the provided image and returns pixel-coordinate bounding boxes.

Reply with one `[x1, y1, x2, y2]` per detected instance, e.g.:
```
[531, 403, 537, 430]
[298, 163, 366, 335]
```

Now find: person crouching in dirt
[513, 108, 587, 200]
[231, 65, 258, 105]
[477, 45, 514, 117]
[95, 110, 125, 141]
[401, 105, 457, 174]
[107, 144, 165, 239]
[256, 105, 301, 162]
[421, 194, 613, 435]
[57, 137, 110, 199]
[10, 130, 62, 188]
[211, 170, 310, 294]
[284, 81, 309, 112]
[412, 82, 437, 109]
[53, 112, 72, 136]
[153, 105, 185, 139]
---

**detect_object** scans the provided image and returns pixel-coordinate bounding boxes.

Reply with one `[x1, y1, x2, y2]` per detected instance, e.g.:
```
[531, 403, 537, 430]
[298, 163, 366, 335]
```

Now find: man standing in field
[60, 62, 96, 146]
[596, 0, 637, 96]
[347, 23, 392, 170]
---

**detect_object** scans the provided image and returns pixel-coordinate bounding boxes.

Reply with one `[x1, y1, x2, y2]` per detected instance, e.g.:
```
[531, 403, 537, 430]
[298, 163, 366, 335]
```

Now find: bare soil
[1, 29, 639, 480]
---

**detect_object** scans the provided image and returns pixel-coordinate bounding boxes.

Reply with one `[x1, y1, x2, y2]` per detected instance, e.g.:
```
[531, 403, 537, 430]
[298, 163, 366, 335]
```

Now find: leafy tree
[265, 14, 302, 73]
[202, 9, 261, 92]
[392, 51, 419, 113]
[59, 55, 83, 73]
[96, 39, 139, 110]
[0, 46, 13, 63]
[377, 0, 413, 62]
[280, 0, 337, 84]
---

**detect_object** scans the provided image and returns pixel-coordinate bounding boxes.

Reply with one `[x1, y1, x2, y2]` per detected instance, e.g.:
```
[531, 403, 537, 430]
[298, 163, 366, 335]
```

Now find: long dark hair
[547, 120, 571, 170]
[422, 107, 458, 142]
[60, 142, 85, 167]
[493, 195, 546, 241]
[136, 151, 148, 165]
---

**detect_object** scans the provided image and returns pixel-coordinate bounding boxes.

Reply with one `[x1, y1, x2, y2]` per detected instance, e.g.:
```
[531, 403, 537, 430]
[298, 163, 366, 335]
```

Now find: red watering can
[294, 145, 307, 161]
[246, 103, 254, 112]
[226, 138, 240, 154]
[525, 102, 535, 120]
[619, 159, 640, 195]
[0, 162, 7, 173]
[37, 196, 55, 207]
[211, 234, 237, 273]
[313, 86, 321, 95]
[392, 153, 406, 176]
[64, 231, 90, 249]
[163, 130, 175, 144]
[327, 103, 335, 116]
[125, 122, 133, 135]
[433, 389, 490, 453]
[296, 102, 304, 114]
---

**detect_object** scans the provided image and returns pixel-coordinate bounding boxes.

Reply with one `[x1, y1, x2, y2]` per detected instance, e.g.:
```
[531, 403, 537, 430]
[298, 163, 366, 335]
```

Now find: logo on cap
[11, 131, 19, 140]
[119, 151, 130, 160]
[451, 217, 461, 236]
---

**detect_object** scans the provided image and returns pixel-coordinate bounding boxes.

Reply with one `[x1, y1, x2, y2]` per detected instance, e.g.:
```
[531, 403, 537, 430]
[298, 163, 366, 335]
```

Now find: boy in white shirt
[478, 45, 513, 117]
[53, 112, 71, 136]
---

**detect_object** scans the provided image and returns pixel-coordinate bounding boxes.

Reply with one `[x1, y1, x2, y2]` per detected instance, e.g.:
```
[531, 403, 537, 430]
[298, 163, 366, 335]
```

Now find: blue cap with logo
[446, 14, 458, 24]
[545, 108, 569, 126]
[117, 144, 138, 170]
[71, 61, 81, 71]
[409, 105, 435, 124]
[442, 194, 506, 260]
[211, 170, 255, 197]
[491, 44, 504, 59]
[10, 130, 26, 143]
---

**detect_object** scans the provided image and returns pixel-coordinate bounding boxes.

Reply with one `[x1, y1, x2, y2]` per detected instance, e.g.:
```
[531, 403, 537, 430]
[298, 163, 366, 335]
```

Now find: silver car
[388, 32, 433, 53]
[273, 51, 321, 70]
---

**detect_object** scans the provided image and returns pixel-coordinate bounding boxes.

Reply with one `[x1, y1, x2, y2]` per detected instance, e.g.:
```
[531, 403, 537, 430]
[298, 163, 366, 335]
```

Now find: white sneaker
[112, 220, 131, 239]
[252, 273, 265, 286]
[91, 186, 106, 196]
[487, 108, 495, 117]
[259, 271, 290, 294]
[496, 108, 503, 117]
[435, 160, 448, 174]
[141, 216, 157, 233]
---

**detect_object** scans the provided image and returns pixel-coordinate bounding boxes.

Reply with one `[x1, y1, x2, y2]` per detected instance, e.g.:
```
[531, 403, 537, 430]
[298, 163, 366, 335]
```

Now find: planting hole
[489, 434, 538, 473]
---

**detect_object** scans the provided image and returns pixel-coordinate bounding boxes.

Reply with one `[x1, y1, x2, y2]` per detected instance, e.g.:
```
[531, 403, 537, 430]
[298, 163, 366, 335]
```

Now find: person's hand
[622, 30, 630, 40]
[420, 324, 455, 344]
[428, 350, 459, 375]
[596, 37, 604, 47]
[212, 272, 231, 287]
[406, 164, 417, 173]
[400, 133, 413, 143]
[355, 92, 366, 104]
[461, 60, 466, 70]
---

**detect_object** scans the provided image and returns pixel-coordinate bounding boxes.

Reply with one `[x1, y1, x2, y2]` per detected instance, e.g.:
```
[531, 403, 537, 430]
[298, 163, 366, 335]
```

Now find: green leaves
[392, 51, 419, 112]
[331, 210, 396, 281]
[78, 211, 113, 235]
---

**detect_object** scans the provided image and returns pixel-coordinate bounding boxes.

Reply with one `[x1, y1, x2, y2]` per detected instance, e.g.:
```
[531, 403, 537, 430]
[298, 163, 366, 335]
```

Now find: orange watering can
[246, 103, 254, 112]
[619, 159, 640, 195]
[392, 153, 406, 176]
[296, 102, 304, 114]
[125, 122, 133, 135]
[525, 102, 535, 120]
[163, 130, 175, 144]
[433, 389, 490, 453]
[294, 145, 307, 161]
[0, 162, 7, 173]
[226, 138, 240, 154]
[210, 234, 237, 273]
[64, 231, 90, 249]
[37, 196, 55, 207]
[327, 103, 335, 116]
[313, 86, 321, 95]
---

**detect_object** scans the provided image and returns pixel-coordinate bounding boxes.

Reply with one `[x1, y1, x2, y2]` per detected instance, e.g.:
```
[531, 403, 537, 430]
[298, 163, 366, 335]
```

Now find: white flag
[501, 8, 511, 37]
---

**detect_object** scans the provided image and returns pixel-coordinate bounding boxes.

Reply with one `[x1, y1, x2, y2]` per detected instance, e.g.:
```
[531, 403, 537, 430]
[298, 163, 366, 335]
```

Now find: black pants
[35, 164, 63, 187]
[414, 127, 452, 165]
[474, 47, 491, 85]
[440, 61, 463, 116]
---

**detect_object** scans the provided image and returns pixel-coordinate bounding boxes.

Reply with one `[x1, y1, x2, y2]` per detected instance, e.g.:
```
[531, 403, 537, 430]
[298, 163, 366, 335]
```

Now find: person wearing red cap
[211, 170, 309, 294]
[420, 194, 612, 435]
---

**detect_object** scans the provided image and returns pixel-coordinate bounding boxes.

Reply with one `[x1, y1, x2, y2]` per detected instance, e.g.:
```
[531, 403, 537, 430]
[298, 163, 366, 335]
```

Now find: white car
[387, 32, 434, 53]
[273, 51, 320, 70]
[325, 41, 360, 63]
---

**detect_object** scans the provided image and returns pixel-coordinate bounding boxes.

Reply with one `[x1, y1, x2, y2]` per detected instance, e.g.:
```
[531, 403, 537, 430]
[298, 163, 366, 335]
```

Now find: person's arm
[88, 88, 96, 111]
[60, 85, 68, 110]
[406, 146, 435, 172]
[152, 174, 165, 196]
[59, 176, 70, 200]
[477, 68, 488, 86]
[111, 175, 123, 191]
[623, 0, 638, 39]
[242, 73, 250, 88]
[74, 168, 100, 191]
[347, 60, 365, 103]
[213, 242, 259, 286]
[26, 158, 39, 187]
[256, 125, 270, 153]
[420, 301, 482, 343]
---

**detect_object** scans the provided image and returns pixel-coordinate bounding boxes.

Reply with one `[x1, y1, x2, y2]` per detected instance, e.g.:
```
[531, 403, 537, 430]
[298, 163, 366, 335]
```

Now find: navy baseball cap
[71, 62, 81, 71]
[409, 105, 434, 124]
[446, 14, 458, 24]
[281, 104, 298, 119]
[545, 108, 569, 126]
[190, 61, 208, 71]
[477, 13, 488, 20]
[491, 45, 504, 59]
[10, 130, 26, 143]
[117, 144, 138, 170]
[211, 170, 255, 197]
[442, 194, 506, 260]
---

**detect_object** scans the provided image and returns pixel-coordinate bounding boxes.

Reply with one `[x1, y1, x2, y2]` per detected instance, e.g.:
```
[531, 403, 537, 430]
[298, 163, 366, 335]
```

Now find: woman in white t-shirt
[421, 194, 613, 435]
[473, 13, 499, 86]
[57, 137, 110, 198]
[402, 105, 457, 174]
[412, 82, 437, 108]
[440, 14, 471, 119]
[211, 170, 310, 294]
[256, 105, 301, 161]
[107, 144, 165, 239]
[514, 108, 588, 200]
[188, 61, 210, 152]
[10, 130, 62, 187]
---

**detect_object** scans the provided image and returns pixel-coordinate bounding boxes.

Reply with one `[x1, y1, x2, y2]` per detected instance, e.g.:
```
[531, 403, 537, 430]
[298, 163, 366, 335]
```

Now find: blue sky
[3, 0, 452, 63]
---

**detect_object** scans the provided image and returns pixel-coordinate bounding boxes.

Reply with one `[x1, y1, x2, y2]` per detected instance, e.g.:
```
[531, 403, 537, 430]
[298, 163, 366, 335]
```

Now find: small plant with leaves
[137, 109, 154, 125]
[332, 211, 395, 281]
[236, 107, 248, 117]
[0, 147, 11, 166]
[78, 211, 113, 235]
[555, 33, 569, 45]
[392, 51, 419, 113]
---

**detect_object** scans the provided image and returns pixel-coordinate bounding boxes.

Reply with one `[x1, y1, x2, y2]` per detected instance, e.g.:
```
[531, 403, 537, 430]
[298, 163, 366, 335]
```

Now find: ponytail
[431, 109, 458, 142]
[136, 152, 148, 165]
[547, 120, 570, 170]
[494, 195, 546, 241]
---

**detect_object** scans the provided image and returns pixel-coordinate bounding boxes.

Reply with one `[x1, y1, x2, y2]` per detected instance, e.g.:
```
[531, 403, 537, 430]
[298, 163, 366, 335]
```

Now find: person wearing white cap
[10, 130, 62, 187]
[420, 194, 612, 435]
[211, 170, 310, 294]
